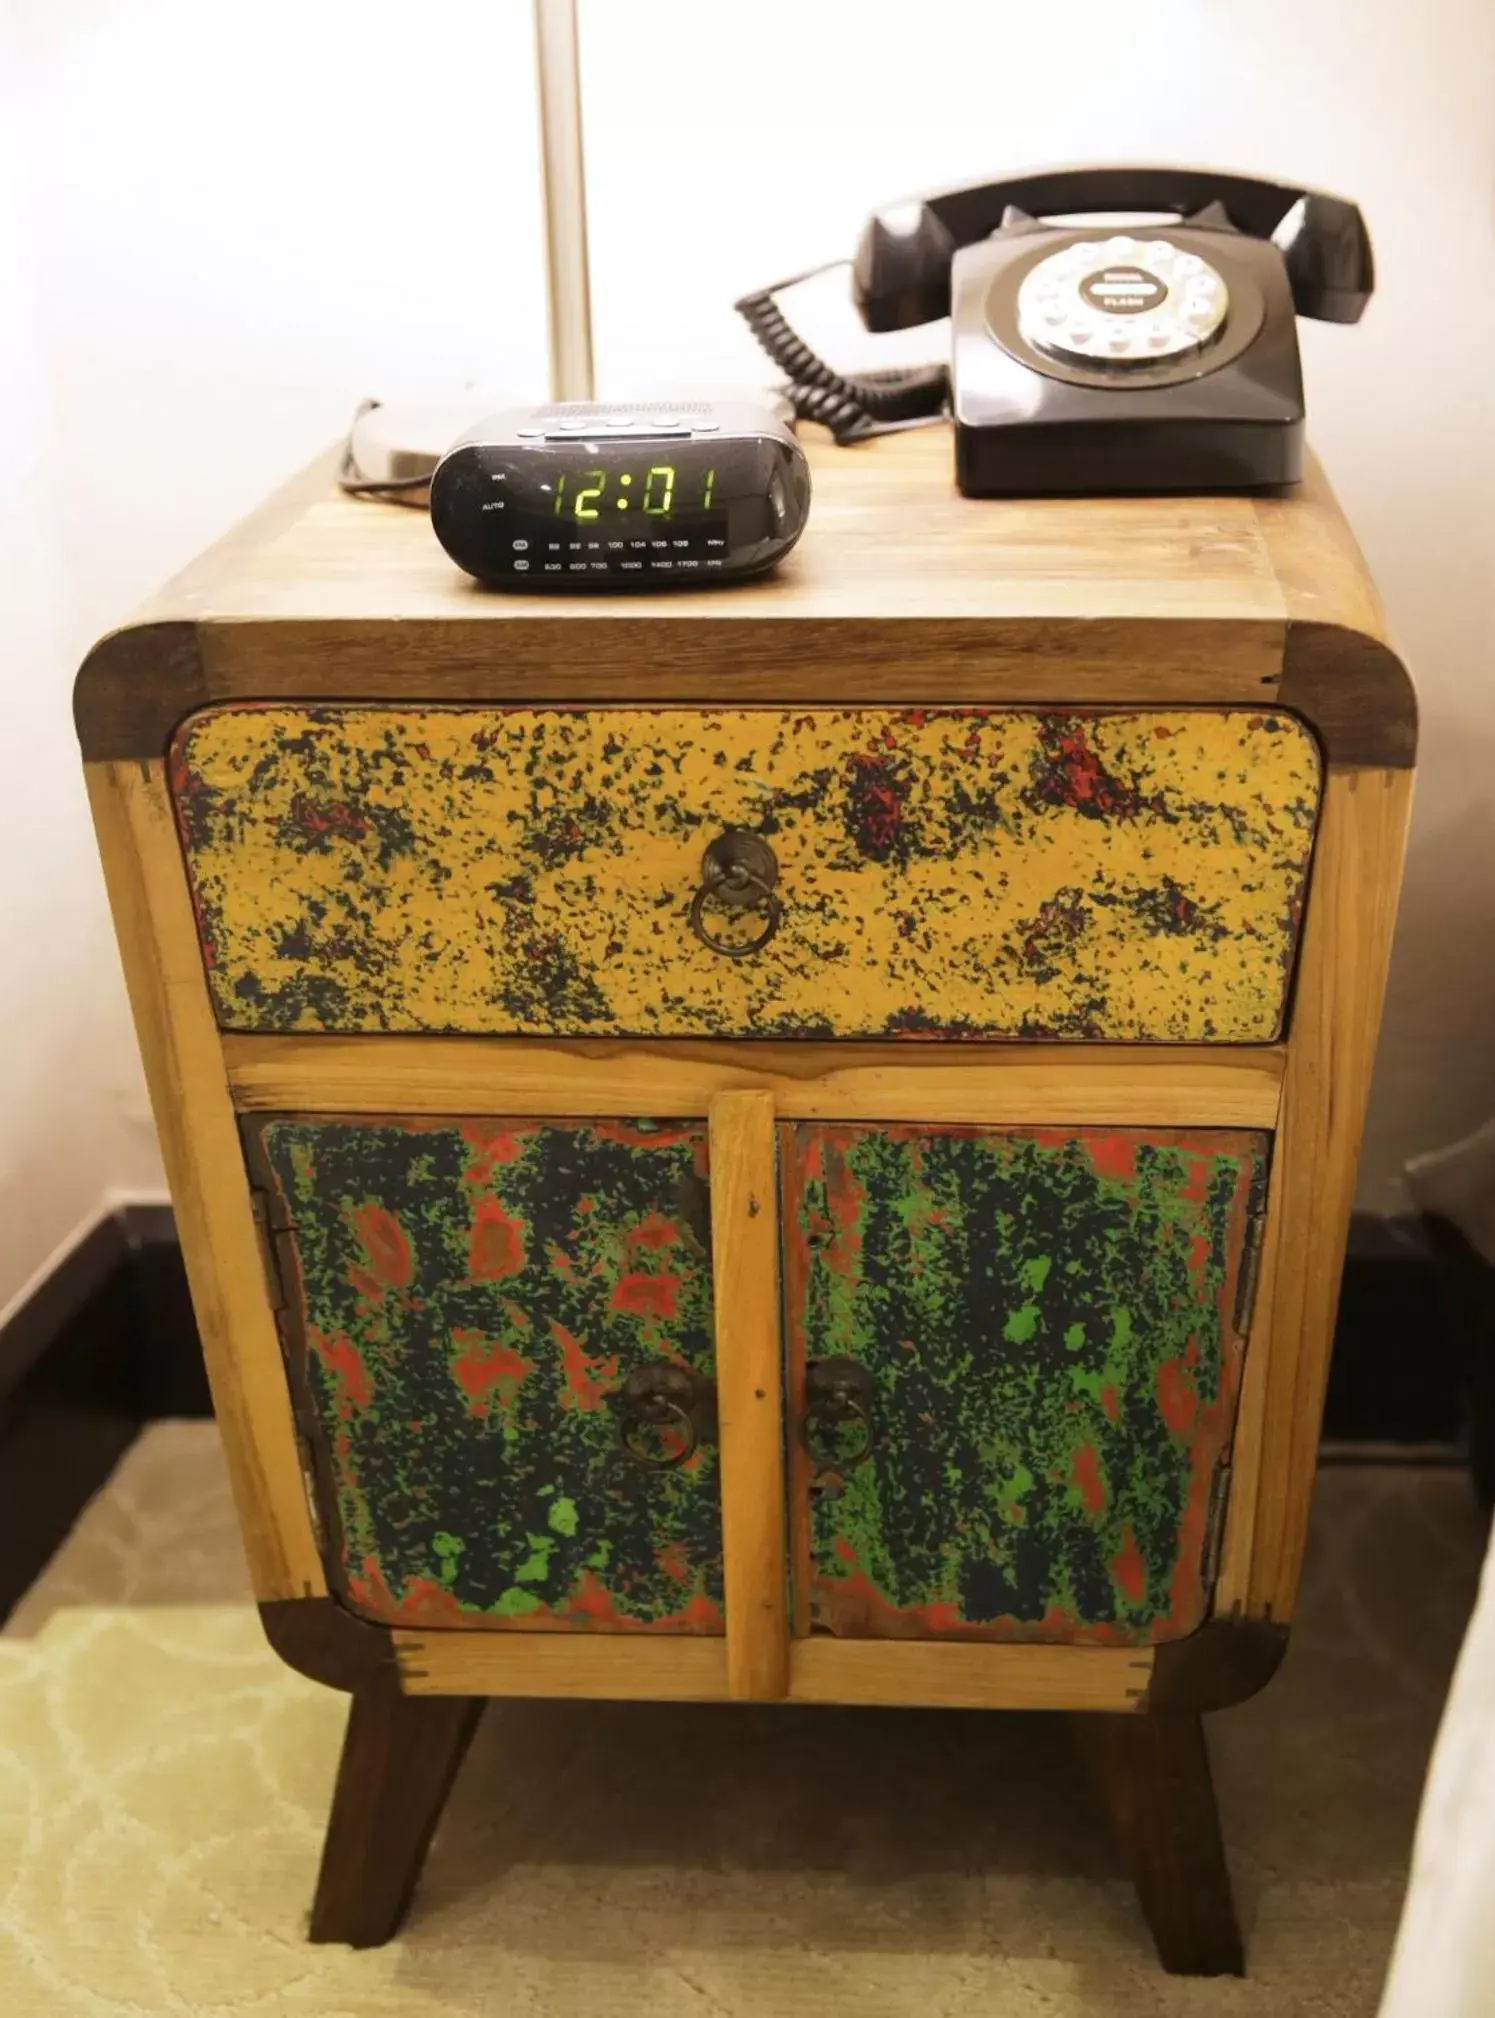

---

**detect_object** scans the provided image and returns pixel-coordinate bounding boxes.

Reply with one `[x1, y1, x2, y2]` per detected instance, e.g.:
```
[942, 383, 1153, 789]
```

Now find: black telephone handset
[737, 164, 1373, 495]
[854, 166, 1373, 330]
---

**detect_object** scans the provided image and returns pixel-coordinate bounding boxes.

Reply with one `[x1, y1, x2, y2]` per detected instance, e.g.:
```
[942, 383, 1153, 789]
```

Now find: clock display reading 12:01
[551, 463, 713, 522]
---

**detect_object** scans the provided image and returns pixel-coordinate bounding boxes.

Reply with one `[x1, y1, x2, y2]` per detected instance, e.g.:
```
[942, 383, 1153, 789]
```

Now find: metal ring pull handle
[617, 1362, 715, 1470]
[802, 1356, 875, 1471]
[689, 831, 783, 960]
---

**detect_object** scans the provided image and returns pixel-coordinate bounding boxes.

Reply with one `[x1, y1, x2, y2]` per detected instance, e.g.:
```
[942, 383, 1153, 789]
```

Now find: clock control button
[516, 426, 544, 438]
[693, 418, 720, 431]
[604, 415, 637, 428]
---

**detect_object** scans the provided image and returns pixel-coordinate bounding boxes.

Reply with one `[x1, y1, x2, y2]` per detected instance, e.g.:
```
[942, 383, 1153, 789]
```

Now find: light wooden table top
[75, 424, 1412, 770]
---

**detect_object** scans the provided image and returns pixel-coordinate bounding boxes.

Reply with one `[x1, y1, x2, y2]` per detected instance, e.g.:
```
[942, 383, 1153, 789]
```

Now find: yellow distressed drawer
[169, 704, 1320, 1041]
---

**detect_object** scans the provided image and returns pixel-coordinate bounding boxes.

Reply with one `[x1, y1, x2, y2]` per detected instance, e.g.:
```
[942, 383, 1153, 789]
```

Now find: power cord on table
[734, 261, 948, 443]
[337, 397, 435, 506]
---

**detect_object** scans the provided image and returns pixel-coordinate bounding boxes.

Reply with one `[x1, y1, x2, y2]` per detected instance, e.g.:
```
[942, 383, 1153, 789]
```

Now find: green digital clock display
[550, 462, 714, 522]
[429, 406, 810, 586]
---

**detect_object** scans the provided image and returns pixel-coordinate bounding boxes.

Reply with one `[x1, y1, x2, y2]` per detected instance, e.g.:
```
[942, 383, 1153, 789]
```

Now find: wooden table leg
[308, 1668, 485, 1947]
[1075, 1709, 1244, 1977]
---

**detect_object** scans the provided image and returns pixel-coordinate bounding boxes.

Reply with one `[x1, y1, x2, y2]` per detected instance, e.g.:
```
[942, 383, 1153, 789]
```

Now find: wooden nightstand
[75, 428, 1414, 1975]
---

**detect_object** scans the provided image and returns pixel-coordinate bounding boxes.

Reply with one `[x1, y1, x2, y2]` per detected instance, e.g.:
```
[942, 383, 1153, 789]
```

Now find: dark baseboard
[0, 1202, 1484, 1626]
[1323, 1213, 1459, 1446]
[0, 1204, 209, 1624]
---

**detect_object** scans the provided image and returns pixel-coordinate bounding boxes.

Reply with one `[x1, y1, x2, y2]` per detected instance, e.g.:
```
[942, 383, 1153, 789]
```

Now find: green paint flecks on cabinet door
[781, 1124, 1268, 1646]
[249, 1116, 723, 1632]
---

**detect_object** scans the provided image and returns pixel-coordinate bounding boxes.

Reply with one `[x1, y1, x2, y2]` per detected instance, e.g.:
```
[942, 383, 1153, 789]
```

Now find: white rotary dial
[1015, 235, 1230, 369]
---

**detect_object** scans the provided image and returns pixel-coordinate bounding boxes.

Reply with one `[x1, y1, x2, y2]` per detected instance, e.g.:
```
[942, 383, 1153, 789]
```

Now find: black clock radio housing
[430, 401, 811, 590]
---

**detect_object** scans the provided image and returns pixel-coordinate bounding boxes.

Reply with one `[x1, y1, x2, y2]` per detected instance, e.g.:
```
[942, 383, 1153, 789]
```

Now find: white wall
[0, 0, 548, 1314]
[3, 0, 1491, 1310]
[0, 35, 153, 1315]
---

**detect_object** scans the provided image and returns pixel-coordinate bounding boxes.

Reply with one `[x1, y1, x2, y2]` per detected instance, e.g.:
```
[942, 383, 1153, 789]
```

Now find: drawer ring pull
[617, 1362, 713, 1469]
[689, 831, 783, 959]
[802, 1356, 875, 1471]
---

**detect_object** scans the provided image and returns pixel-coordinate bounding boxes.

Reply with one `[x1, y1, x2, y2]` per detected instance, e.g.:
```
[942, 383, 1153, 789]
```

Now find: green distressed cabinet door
[247, 1115, 724, 1633]
[780, 1123, 1269, 1646]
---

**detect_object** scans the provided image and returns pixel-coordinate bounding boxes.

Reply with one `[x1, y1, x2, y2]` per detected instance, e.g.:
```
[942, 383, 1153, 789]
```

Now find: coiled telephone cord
[734, 263, 947, 443]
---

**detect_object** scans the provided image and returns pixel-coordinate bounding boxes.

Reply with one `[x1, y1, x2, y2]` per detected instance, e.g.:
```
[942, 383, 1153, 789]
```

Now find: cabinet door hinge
[243, 1159, 329, 1559]
[1201, 1459, 1232, 1597]
[248, 1187, 287, 1315]
[1233, 1203, 1271, 1336]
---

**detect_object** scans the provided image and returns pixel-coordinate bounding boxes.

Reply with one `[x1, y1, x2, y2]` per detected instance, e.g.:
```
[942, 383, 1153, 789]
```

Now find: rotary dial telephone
[737, 164, 1373, 495]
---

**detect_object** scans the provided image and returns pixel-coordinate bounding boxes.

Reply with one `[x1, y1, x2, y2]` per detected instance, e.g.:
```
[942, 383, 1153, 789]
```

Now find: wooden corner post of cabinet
[1213, 752, 1414, 1630]
[82, 750, 326, 1604]
[708, 1090, 790, 1701]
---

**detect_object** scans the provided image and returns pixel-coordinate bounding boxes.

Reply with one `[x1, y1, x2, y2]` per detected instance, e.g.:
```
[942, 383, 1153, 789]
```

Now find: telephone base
[955, 417, 1302, 498]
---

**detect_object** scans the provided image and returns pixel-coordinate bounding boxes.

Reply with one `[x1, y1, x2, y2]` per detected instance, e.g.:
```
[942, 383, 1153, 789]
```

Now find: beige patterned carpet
[0, 1426, 1485, 2017]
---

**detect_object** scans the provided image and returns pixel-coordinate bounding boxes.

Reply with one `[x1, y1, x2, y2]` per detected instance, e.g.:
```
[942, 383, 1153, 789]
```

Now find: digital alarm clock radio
[429, 401, 811, 589]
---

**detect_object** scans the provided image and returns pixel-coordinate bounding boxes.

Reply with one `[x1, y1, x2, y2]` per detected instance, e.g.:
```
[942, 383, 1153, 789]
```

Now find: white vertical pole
[532, 0, 595, 402]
